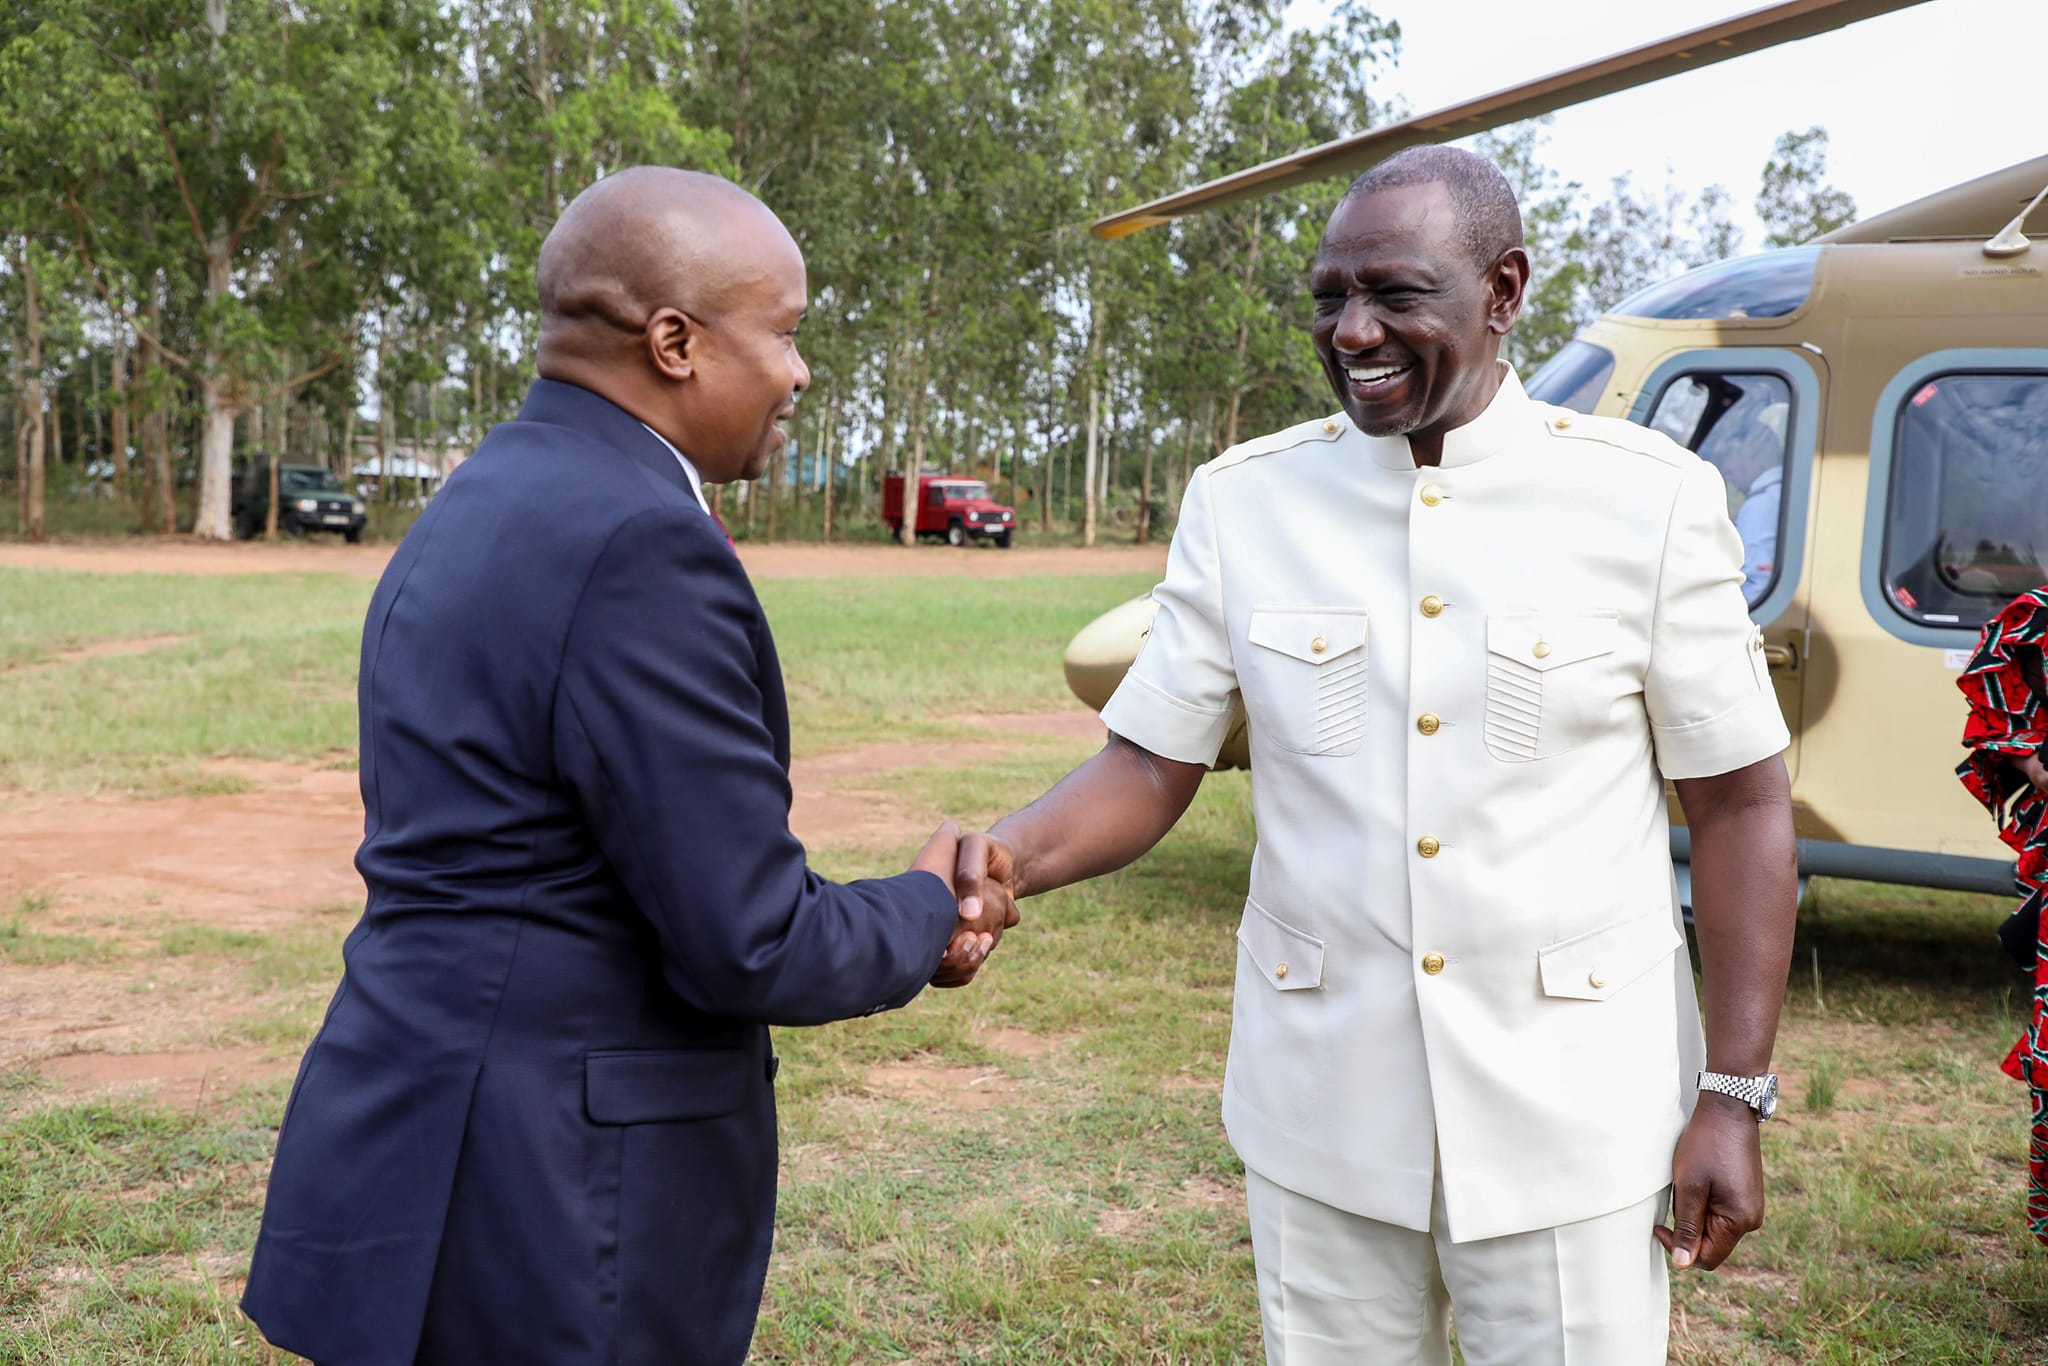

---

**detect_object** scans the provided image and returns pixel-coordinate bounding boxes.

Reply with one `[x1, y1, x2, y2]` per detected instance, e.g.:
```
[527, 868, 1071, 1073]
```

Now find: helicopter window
[1524, 341, 1615, 414]
[1646, 372, 1794, 607]
[1882, 372, 2048, 630]
[1610, 248, 1820, 323]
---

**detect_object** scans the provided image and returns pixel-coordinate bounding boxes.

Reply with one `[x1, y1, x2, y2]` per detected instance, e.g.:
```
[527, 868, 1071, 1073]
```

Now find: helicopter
[1063, 0, 2048, 900]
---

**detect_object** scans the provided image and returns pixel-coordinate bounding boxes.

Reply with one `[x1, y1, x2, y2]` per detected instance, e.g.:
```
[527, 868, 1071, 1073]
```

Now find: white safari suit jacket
[1100, 367, 1789, 1243]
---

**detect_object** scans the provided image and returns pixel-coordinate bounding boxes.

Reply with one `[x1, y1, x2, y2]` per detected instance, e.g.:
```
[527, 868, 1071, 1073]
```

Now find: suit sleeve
[1098, 462, 1239, 764]
[1643, 459, 1791, 779]
[554, 506, 957, 1025]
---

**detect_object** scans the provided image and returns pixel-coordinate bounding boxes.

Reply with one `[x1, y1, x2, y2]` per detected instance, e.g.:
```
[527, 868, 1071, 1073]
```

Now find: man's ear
[645, 307, 697, 382]
[1486, 247, 1532, 337]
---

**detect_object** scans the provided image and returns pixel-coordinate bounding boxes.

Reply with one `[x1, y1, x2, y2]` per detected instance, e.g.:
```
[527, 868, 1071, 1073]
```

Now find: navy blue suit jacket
[242, 379, 957, 1365]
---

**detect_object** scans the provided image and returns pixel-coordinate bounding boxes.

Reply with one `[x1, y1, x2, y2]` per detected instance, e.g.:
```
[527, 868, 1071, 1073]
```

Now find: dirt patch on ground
[0, 762, 367, 942]
[980, 1027, 1055, 1059]
[38, 1047, 289, 1109]
[1, 710, 1102, 1103]
[0, 538, 1165, 582]
[4, 633, 197, 676]
[864, 1059, 1016, 1109]
[789, 710, 1102, 850]
[1093, 1175, 1245, 1241]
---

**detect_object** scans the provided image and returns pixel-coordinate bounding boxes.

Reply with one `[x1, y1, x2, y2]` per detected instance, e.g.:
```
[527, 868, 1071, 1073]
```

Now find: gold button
[1554, 415, 1573, 430]
[1322, 419, 1340, 434]
[1419, 595, 1444, 619]
[1417, 835, 1441, 858]
[1421, 952, 1446, 975]
[1310, 635, 1329, 655]
[1532, 641, 1552, 659]
[1417, 712, 1441, 736]
[1587, 970, 1607, 989]
[1419, 483, 1443, 507]
[1275, 962, 1290, 980]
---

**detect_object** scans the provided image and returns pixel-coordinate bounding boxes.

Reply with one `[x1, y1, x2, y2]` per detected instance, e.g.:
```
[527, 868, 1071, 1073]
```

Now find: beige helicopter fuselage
[1576, 236, 2048, 872]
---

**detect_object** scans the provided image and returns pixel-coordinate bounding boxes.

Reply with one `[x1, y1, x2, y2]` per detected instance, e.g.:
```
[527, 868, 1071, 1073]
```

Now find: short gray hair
[1344, 146, 1523, 270]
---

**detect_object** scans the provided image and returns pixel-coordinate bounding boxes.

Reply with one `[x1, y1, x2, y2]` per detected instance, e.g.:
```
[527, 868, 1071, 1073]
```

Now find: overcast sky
[1280, 0, 2045, 248]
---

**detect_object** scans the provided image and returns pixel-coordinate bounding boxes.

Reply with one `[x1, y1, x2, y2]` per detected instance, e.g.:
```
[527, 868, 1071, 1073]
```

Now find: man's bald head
[1343, 146, 1523, 271]
[534, 168, 811, 485]
[536, 168, 796, 345]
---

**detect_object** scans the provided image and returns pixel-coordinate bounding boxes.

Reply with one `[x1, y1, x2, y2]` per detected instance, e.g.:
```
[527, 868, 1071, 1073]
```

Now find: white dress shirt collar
[1365, 361, 1531, 472]
[639, 423, 711, 514]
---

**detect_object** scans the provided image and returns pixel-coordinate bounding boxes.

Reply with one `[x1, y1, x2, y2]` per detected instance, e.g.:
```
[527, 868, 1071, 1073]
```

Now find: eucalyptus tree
[12, 0, 478, 539]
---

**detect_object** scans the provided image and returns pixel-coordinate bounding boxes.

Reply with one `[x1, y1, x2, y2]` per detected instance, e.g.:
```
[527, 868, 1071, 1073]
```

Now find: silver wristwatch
[1698, 1070, 1779, 1121]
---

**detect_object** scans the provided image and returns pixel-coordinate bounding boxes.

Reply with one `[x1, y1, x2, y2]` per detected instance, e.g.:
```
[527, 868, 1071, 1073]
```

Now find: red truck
[883, 473, 1017, 548]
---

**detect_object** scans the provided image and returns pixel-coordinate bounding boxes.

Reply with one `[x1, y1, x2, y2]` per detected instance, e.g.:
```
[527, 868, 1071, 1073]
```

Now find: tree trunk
[193, 1, 236, 540]
[1138, 428, 1156, 545]
[341, 396, 358, 481]
[49, 374, 63, 472]
[904, 347, 928, 548]
[145, 277, 176, 534]
[765, 422, 781, 541]
[193, 247, 238, 539]
[1081, 314, 1101, 549]
[110, 327, 131, 496]
[1040, 383, 1053, 532]
[819, 398, 835, 543]
[20, 248, 46, 541]
[90, 352, 104, 476]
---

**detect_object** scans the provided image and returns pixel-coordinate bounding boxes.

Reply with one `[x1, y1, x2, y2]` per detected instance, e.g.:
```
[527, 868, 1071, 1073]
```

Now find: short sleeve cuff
[1100, 670, 1233, 767]
[1651, 689, 1791, 781]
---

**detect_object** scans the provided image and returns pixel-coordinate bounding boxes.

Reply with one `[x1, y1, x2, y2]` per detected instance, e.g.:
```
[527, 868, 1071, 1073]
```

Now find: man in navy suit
[242, 168, 1011, 1365]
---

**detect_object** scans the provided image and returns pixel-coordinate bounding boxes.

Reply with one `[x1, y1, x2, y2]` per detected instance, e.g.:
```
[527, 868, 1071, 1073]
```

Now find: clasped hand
[907, 824, 1020, 988]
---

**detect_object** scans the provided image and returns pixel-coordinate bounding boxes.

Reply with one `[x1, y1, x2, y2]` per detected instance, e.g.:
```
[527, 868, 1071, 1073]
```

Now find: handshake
[909, 822, 1021, 989]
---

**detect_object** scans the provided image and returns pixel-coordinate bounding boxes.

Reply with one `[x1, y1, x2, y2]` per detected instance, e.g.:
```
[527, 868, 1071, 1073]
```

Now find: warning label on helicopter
[1958, 265, 2042, 279]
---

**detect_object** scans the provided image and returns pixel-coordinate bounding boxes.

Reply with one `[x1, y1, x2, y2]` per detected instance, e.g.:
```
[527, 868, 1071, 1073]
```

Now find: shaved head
[537, 168, 794, 343]
[1344, 146, 1523, 271]
[535, 167, 811, 484]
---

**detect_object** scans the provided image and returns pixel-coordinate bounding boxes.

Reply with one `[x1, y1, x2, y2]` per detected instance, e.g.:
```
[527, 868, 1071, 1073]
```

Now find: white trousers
[1247, 1168, 1670, 1366]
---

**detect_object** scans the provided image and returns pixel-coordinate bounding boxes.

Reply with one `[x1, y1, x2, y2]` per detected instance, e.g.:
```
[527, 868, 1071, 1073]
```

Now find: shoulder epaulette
[1209, 414, 1349, 472]
[1537, 407, 1693, 470]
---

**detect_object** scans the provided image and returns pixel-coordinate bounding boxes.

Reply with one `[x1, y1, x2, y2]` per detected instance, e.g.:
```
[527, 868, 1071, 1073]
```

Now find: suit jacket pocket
[1537, 912, 1682, 1002]
[1242, 607, 1369, 756]
[1237, 896, 1325, 990]
[1484, 610, 1620, 762]
[585, 1047, 751, 1125]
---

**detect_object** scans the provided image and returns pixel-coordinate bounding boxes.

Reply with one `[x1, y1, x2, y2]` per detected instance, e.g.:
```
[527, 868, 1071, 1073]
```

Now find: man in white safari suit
[952, 146, 1798, 1363]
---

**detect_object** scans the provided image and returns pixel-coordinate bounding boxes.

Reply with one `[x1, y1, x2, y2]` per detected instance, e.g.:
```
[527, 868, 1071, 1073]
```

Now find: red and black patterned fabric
[1956, 586, 2048, 1247]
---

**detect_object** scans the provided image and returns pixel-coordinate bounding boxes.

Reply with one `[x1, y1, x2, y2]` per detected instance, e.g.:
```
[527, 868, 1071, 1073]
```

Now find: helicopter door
[1630, 347, 1824, 782]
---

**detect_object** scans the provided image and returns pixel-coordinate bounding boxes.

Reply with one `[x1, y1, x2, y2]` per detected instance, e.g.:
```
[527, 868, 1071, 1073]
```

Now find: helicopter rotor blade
[1091, 0, 1936, 240]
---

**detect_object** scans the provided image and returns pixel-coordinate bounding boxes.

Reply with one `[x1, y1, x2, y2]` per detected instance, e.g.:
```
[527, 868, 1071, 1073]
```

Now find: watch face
[1758, 1074, 1780, 1121]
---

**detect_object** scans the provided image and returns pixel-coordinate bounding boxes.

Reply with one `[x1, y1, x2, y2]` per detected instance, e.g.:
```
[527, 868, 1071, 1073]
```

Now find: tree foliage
[1758, 125, 1857, 249]
[0, 4, 1854, 543]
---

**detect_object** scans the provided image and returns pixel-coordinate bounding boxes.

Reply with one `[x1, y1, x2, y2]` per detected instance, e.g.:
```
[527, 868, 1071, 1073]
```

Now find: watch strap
[1698, 1069, 1774, 1118]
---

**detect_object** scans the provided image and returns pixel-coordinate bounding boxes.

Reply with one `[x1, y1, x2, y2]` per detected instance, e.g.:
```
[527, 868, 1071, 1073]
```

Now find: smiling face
[1310, 181, 1528, 464]
[670, 225, 811, 484]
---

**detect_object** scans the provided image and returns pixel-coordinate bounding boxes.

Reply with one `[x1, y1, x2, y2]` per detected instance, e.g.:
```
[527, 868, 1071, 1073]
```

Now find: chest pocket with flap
[1242, 607, 1369, 756]
[1483, 611, 1621, 762]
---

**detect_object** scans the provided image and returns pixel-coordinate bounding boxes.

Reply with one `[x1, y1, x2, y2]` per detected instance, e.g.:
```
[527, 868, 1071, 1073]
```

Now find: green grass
[0, 892, 109, 967]
[4, 560, 2048, 1360]
[0, 566, 1154, 795]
